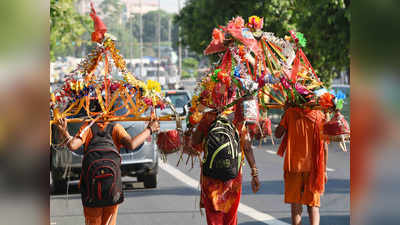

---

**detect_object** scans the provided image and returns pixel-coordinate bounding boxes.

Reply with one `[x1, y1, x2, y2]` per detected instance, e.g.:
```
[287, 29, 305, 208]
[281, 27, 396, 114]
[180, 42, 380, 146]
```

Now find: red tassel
[90, 2, 107, 43]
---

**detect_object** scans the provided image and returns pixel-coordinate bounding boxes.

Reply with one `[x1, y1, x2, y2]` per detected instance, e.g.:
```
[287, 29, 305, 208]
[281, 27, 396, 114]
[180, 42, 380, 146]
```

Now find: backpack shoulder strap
[105, 122, 116, 136]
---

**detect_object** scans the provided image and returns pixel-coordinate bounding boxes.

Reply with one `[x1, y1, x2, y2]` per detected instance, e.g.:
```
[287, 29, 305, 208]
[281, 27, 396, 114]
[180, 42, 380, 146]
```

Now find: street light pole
[157, 0, 161, 82]
[139, 0, 143, 78]
[177, 0, 182, 79]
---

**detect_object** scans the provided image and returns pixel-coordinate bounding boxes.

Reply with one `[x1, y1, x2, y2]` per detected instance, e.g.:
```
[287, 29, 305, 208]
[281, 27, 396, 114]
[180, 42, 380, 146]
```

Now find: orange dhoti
[284, 172, 320, 207]
[83, 205, 119, 225]
[201, 171, 242, 225]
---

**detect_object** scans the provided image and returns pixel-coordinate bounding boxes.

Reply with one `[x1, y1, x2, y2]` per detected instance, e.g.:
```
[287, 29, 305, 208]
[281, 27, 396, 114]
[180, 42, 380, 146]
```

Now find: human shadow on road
[124, 185, 199, 198]
[256, 215, 350, 225]
[50, 181, 178, 197]
[241, 179, 349, 195]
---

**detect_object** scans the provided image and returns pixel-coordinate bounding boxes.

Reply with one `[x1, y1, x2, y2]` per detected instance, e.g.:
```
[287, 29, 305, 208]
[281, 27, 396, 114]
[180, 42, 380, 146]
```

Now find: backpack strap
[87, 122, 117, 151]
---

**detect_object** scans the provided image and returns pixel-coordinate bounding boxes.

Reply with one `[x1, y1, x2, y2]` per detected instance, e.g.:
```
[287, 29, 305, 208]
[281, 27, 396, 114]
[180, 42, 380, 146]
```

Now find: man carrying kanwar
[275, 103, 328, 225]
[55, 101, 160, 225]
[191, 98, 260, 225]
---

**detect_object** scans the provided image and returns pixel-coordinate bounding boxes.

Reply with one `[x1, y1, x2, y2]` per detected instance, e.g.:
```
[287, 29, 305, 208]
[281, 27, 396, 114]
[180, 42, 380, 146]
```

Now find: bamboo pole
[50, 115, 186, 125]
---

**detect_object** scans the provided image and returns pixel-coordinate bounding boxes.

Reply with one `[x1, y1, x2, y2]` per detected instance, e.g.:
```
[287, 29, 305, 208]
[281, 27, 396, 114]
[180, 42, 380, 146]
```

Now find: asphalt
[50, 141, 349, 225]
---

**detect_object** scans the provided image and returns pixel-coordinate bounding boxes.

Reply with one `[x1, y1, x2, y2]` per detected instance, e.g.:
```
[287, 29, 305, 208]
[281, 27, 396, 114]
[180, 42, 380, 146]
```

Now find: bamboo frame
[50, 115, 186, 125]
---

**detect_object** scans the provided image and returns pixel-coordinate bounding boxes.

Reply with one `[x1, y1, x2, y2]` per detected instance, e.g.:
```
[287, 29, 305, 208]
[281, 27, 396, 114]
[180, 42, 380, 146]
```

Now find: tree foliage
[50, 0, 91, 62]
[174, 0, 350, 83]
[50, 0, 177, 60]
[182, 57, 199, 78]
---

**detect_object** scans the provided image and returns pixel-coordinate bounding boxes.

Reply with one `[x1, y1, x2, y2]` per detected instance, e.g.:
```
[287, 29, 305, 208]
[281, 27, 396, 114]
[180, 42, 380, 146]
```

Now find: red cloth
[90, 2, 107, 43]
[226, 24, 261, 56]
[156, 130, 181, 154]
[202, 172, 242, 225]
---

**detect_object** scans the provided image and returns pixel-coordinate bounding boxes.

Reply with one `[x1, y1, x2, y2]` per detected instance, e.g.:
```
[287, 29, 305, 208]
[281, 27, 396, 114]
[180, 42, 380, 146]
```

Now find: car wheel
[51, 169, 68, 194]
[143, 174, 157, 188]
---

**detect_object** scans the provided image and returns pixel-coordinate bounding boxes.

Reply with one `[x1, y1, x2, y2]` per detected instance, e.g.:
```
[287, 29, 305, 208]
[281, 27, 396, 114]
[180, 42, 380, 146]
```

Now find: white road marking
[326, 168, 336, 172]
[159, 161, 290, 225]
[266, 150, 277, 154]
[51, 222, 56, 225]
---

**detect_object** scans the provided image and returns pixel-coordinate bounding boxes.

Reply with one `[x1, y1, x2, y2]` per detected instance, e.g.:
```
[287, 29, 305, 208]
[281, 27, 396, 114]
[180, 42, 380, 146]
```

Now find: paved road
[50, 142, 349, 225]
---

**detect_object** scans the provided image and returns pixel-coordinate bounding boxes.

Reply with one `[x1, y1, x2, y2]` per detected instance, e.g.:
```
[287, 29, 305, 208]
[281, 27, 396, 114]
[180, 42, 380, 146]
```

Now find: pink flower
[143, 98, 153, 106]
[233, 16, 244, 28]
[295, 83, 311, 95]
[157, 101, 166, 110]
[280, 76, 291, 90]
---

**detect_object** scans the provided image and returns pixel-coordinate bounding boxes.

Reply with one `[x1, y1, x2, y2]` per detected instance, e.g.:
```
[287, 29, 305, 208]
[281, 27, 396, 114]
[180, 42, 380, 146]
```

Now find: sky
[150, 0, 187, 14]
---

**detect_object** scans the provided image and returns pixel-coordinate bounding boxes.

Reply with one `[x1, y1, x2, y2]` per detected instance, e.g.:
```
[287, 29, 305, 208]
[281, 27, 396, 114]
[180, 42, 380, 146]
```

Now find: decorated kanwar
[180, 15, 350, 225]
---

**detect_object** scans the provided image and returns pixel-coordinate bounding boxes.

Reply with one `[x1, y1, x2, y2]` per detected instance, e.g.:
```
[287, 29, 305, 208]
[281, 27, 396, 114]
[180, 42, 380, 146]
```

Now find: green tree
[99, 0, 138, 58]
[50, 0, 91, 62]
[174, 0, 350, 83]
[182, 57, 199, 78]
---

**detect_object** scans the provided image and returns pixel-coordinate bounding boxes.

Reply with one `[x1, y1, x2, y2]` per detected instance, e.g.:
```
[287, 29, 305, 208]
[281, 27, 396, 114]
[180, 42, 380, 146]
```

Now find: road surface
[50, 142, 349, 225]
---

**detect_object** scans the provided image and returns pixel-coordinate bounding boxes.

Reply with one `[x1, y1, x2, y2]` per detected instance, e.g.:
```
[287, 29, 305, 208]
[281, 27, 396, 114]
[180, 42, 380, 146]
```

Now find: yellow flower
[146, 79, 161, 93]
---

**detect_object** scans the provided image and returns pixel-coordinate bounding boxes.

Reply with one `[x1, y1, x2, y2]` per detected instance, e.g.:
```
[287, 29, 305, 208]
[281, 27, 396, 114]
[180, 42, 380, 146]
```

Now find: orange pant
[83, 205, 119, 225]
[284, 172, 320, 207]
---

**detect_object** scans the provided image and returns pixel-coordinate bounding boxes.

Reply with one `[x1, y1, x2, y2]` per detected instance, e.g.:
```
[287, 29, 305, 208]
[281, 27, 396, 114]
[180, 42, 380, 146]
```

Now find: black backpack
[80, 123, 124, 207]
[202, 116, 241, 181]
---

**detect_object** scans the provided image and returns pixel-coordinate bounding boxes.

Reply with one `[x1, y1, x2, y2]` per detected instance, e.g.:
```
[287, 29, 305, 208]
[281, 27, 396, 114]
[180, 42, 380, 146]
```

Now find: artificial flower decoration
[295, 32, 307, 48]
[318, 92, 335, 109]
[212, 28, 225, 44]
[145, 79, 162, 94]
[294, 83, 311, 95]
[233, 16, 245, 28]
[248, 16, 263, 30]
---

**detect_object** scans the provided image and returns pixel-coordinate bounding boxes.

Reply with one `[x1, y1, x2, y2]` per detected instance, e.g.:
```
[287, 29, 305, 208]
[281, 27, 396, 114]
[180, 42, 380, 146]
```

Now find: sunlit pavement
[50, 143, 349, 225]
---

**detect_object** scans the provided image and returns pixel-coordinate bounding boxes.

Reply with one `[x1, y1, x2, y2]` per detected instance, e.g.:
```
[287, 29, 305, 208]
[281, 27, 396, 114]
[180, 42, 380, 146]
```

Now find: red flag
[90, 2, 107, 43]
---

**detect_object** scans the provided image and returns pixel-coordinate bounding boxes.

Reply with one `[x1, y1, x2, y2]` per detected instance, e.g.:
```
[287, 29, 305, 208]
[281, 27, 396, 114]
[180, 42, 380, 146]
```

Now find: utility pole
[139, 0, 143, 78]
[177, 0, 182, 79]
[157, 0, 161, 81]
[168, 17, 172, 46]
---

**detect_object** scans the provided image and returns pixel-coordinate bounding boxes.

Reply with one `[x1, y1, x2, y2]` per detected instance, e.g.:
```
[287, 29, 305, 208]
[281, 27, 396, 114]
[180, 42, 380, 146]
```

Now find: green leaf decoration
[296, 32, 307, 48]
[211, 68, 221, 82]
[336, 99, 344, 110]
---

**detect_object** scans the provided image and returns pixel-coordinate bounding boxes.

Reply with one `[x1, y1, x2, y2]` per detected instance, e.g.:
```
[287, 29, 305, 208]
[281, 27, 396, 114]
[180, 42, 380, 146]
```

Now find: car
[50, 100, 159, 193]
[156, 90, 192, 133]
[160, 90, 191, 115]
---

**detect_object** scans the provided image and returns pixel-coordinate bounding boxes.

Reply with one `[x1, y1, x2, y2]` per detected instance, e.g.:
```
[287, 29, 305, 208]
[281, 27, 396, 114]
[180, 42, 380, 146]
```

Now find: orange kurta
[279, 108, 324, 172]
[77, 122, 131, 152]
[76, 122, 131, 225]
[277, 107, 326, 207]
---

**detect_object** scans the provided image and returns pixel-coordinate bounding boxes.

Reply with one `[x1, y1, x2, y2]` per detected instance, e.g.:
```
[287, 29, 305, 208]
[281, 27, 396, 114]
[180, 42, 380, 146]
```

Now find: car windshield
[165, 92, 190, 108]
